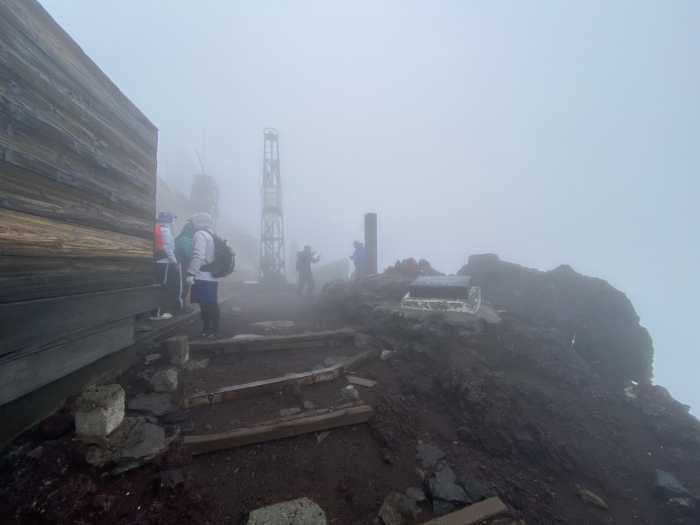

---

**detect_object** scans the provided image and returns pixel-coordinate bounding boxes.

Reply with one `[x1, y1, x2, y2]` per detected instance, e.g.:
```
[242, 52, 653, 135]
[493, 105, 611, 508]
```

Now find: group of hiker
[151, 208, 368, 335]
[294, 240, 365, 296]
[151, 211, 221, 339]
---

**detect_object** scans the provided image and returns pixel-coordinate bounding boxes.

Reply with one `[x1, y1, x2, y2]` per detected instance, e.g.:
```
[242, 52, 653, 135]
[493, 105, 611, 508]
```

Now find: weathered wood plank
[0, 255, 153, 304]
[0, 24, 157, 194]
[247, 401, 365, 427]
[175, 349, 378, 409]
[0, 160, 153, 238]
[0, 0, 158, 150]
[0, 91, 155, 194]
[189, 330, 356, 353]
[0, 113, 155, 211]
[0, 58, 155, 177]
[0, 208, 151, 259]
[0, 318, 133, 406]
[347, 375, 377, 388]
[184, 404, 375, 455]
[418, 497, 508, 525]
[0, 285, 165, 357]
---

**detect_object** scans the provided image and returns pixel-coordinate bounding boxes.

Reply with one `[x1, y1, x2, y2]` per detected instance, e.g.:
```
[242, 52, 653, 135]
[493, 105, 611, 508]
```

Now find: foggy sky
[38, 1, 700, 414]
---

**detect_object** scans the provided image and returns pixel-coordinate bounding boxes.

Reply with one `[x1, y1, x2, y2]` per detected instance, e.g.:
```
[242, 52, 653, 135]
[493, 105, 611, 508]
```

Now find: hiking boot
[149, 313, 173, 321]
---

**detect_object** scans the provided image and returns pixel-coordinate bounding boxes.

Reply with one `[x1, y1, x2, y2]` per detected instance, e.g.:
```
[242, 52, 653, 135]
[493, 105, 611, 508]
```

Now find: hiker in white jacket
[186, 212, 219, 338]
[151, 211, 183, 320]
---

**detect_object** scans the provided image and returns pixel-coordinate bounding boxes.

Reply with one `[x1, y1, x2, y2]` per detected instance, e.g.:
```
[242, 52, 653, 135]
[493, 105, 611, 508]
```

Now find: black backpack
[201, 231, 236, 278]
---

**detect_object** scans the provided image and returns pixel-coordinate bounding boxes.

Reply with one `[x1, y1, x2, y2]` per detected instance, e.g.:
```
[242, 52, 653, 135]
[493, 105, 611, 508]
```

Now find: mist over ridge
[38, 0, 700, 415]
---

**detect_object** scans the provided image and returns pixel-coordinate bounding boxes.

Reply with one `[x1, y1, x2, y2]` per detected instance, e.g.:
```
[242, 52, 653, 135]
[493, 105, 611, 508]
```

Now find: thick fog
[39, 1, 699, 414]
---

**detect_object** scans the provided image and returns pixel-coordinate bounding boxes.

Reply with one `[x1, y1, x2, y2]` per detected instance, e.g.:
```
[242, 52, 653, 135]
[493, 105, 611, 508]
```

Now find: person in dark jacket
[174, 221, 195, 314]
[296, 245, 320, 296]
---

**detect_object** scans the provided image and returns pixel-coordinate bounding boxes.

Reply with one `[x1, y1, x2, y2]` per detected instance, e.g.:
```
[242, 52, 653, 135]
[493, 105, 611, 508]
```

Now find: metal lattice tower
[258, 128, 286, 284]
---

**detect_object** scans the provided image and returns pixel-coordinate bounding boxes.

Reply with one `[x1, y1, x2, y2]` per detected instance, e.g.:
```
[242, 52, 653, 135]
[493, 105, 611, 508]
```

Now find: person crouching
[186, 213, 220, 339]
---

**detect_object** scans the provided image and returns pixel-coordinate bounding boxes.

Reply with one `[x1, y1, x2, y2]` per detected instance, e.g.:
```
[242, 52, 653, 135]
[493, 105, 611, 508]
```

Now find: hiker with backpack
[151, 211, 183, 320]
[174, 221, 195, 314]
[186, 212, 235, 339]
[296, 244, 320, 296]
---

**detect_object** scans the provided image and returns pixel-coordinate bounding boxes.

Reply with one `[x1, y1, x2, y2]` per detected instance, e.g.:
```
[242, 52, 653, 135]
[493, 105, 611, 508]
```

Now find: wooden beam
[189, 329, 356, 353]
[0, 255, 153, 304]
[0, 318, 133, 406]
[174, 349, 378, 409]
[0, 160, 154, 238]
[347, 376, 377, 388]
[0, 0, 158, 149]
[0, 285, 165, 357]
[418, 497, 508, 525]
[184, 404, 375, 455]
[0, 208, 151, 259]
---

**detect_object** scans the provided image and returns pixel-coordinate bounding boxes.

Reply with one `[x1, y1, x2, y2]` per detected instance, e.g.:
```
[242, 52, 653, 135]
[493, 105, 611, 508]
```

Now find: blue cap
[157, 211, 176, 223]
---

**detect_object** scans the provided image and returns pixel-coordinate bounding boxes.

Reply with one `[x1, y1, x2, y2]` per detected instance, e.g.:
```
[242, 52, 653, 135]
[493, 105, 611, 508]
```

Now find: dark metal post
[364, 213, 377, 275]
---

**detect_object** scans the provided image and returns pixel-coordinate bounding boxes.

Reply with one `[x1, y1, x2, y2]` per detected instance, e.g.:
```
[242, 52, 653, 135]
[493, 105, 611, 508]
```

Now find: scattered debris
[346, 375, 377, 388]
[574, 484, 608, 509]
[127, 393, 173, 416]
[121, 418, 166, 459]
[654, 469, 691, 499]
[316, 431, 330, 444]
[246, 497, 326, 525]
[378, 492, 419, 525]
[150, 368, 178, 393]
[144, 353, 161, 365]
[415, 444, 446, 469]
[337, 385, 359, 401]
[163, 335, 189, 365]
[184, 358, 210, 371]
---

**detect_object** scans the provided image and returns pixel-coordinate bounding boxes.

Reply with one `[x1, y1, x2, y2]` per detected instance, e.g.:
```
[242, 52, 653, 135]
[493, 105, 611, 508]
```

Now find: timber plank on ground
[184, 404, 375, 455]
[347, 375, 377, 388]
[174, 349, 378, 409]
[419, 497, 508, 525]
[189, 329, 356, 354]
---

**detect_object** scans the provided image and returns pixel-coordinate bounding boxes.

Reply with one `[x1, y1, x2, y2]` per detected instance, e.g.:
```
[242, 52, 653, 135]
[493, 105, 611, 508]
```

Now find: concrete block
[74, 384, 125, 440]
[163, 336, 189, 365]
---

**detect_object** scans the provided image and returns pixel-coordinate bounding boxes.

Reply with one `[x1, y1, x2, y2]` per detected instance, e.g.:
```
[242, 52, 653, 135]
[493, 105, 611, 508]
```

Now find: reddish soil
[2, 259, 700, 525]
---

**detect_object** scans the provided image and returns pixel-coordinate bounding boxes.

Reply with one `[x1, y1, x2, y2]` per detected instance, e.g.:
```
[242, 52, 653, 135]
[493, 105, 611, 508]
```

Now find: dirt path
[2, 276, 699, 525]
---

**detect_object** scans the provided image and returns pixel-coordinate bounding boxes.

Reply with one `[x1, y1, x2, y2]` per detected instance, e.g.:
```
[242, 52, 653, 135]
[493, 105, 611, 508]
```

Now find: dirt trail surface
[2, 255, 700, 524]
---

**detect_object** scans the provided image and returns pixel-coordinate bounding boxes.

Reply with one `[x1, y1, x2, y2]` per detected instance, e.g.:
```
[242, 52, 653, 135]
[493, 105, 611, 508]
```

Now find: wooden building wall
[0, 0, 163, 428]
